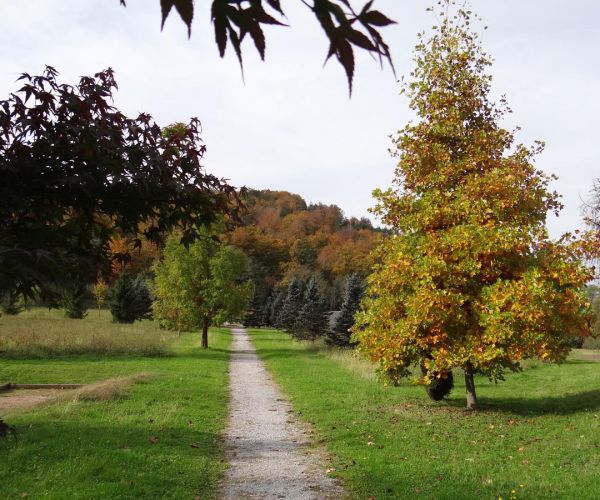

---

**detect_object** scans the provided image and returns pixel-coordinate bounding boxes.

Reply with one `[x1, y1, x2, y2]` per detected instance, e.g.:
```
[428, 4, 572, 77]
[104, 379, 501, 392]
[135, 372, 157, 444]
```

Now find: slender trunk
[464, 365, 479, 410]
[201, 318, 209, 349]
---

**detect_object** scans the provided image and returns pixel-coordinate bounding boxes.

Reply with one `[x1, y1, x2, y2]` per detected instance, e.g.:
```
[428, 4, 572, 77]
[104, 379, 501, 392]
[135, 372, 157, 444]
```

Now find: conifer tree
[107, 272, 153, 323]
[354, 4, 593, 410]
[244, 287, 264, 328]
[328, 274, 364, 347]
[269, 288, 286, 327]
[276, 278, 303, 330]
[293, 277, 328, 341]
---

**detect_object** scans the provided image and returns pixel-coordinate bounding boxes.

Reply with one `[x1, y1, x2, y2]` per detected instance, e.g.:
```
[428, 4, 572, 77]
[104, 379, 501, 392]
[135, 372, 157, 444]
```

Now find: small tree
[293, 277, 328, 341]
[327, 274, 363, 347]
[268, 289, 286, 327]
[243, 287, 264, 328]
[354, 6, 593, 410]
[107, 272, 153, 323]
[91, 279, 108, 316]
[59, 280, 89, 319]
[0, 289, 24, 316]
[276, 278, 303, 330]
[153, 233, 251, 348]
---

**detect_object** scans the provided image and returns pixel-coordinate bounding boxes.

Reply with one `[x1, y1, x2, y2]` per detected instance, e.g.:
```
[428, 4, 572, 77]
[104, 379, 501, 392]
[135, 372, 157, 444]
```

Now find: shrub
[0, 289, 24, 315]
[107, 272, 152, 323]
[60, 281, 89, 319]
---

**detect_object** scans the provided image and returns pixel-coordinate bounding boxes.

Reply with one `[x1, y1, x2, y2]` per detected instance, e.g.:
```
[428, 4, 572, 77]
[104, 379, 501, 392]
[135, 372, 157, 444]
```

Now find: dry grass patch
[0, 308, 173, 357]
[66, 372, 154, 402]
[1, 373, 155, 414]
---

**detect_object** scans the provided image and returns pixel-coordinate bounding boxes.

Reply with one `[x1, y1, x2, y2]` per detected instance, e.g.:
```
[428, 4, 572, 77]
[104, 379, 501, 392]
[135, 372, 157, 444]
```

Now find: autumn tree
[153, 232, 251, 348]
[119, 0, 396, 92]
[0, 67, 238, 301]
[354, 6, 593, 409]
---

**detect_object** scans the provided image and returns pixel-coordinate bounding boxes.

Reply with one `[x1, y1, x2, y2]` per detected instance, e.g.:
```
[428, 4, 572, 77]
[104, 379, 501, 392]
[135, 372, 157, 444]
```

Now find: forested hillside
[225, 189, 386, 324]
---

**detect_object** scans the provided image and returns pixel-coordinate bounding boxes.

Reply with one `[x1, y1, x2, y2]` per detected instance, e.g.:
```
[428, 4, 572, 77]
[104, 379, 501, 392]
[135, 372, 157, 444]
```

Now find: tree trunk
[464, 365, 479, 410]
[201, 318, 209, 349]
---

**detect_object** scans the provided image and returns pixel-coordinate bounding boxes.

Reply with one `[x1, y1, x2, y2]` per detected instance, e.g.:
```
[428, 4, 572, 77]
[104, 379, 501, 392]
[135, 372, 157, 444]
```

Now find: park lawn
[249, 329, 600, 500]
[0, 311, 231, 500]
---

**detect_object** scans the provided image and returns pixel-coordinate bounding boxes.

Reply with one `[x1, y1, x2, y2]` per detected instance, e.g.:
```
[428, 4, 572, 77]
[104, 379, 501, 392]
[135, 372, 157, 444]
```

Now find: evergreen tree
[276, 278, 303, 330]
[59, 280, 89, 319]
[327, 274, 363, 347]
[107, 272, 153, 323]
[243, 287, 264, 327]
[293, 277, 328, 341]
[0, 289, 24, 315]
[260, 291, 274, 327]
[269, 288, 285, 327]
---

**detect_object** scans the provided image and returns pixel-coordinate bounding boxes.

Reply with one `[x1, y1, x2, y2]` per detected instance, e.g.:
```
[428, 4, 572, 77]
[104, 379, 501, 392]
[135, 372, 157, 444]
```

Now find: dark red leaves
[120, 0, 395, 95]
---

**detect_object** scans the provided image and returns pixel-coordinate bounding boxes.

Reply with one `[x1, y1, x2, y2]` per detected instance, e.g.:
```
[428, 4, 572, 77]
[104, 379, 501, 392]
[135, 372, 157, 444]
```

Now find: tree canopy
[153, 231, 251, 347]
[353, 6, 594, 409]
[0, 66, 239, 299]
[119, 0, 396, 93]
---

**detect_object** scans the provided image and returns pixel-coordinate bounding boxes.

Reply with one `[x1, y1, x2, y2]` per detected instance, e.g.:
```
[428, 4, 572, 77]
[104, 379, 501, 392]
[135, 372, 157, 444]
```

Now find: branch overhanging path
[220, 328, 342, 499]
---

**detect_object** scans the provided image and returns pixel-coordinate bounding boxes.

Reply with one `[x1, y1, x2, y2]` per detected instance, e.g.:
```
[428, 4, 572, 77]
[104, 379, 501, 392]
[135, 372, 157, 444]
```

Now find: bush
[107, 272, 153, 323]
[60, 281, 89, 319]
[0, 289, 24, 315]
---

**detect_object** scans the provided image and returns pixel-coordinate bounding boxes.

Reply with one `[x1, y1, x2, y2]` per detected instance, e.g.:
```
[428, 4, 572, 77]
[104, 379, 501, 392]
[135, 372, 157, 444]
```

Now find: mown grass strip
[249, 328, 600, 500]
[0, 322, 231, 499]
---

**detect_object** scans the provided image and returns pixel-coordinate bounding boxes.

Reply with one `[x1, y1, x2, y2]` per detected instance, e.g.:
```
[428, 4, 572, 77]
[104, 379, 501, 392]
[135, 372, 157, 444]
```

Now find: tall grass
[0, 308, 173, 357]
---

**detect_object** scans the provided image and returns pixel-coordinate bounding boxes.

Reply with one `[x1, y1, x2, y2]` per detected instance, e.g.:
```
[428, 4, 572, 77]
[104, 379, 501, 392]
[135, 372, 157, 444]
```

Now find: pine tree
[108, 272, 153, 323]
[276, 278, 303, 330]
[327, 274, 363, 347]
[354, 5, 593, 410]
[293, 277, 328, 341]
[269, 288, 286, 327]
[243, 287, 264, 327]
[260, 292, 274, 326]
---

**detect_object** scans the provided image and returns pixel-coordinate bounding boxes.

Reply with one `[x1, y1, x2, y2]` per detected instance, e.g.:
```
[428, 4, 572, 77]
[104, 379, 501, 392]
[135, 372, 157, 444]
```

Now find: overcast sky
[1, 1, 598, 236]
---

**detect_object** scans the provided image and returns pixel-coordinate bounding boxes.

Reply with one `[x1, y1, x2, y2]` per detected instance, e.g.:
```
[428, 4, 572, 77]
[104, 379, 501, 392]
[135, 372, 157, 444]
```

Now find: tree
[153, 232, 251, 348]
[353, 5, 593, 410]
[244, 286, 265, 327]
[293, 277, 328, 340]
[327, 273, 363, 346]
[268, 288, 286, 326]
[0, 67, 239, 301]
[107, 272, 153, 323]
[276, 278, 303, 330]
[91, 279, 108, 315]
[119, 0, 396, 93]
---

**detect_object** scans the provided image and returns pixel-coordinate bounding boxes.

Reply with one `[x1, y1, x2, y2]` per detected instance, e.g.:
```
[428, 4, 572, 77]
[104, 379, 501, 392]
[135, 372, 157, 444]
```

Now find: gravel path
[219, 327, 343, 500]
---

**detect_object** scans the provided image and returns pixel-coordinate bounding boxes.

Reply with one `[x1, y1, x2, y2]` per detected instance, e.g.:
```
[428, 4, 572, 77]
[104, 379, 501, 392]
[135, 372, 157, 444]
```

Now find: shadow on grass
[443, 388, 600, 416]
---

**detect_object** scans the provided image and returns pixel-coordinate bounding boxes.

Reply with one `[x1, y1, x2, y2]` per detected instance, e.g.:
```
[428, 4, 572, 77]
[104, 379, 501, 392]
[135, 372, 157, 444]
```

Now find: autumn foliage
[353, 6, 593, 409]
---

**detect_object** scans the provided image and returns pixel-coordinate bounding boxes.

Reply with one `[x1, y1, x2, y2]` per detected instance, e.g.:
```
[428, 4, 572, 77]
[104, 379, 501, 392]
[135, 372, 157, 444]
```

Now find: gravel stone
[219, 328, 343, 499]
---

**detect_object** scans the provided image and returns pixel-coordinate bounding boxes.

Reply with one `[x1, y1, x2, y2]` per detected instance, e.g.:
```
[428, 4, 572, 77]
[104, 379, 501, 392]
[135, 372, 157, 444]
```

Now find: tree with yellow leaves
[353, 4, 593, 409]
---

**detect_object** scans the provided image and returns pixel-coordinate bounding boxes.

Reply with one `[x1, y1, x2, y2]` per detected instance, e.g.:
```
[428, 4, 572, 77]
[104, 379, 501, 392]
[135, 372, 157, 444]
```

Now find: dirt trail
[219, 327, 343, 500]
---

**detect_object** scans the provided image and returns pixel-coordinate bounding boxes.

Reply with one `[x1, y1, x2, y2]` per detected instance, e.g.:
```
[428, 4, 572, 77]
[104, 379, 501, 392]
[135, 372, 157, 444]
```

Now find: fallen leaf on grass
[150, 436, 159, 444]
[367, 441, 375, 446]
[521, 460, 530, 465]
[190, 442, 199, 448]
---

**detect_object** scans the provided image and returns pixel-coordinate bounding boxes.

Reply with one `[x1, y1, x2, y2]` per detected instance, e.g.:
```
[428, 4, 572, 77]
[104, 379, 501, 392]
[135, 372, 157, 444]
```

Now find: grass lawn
[0, 310, 231, 499]
[249, 329, 600, 500]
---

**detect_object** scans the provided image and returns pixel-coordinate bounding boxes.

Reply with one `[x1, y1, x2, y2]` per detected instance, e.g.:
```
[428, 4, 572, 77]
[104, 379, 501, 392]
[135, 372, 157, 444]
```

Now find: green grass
[249, 329, 600, 500]
[0, 311, 231, 500]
